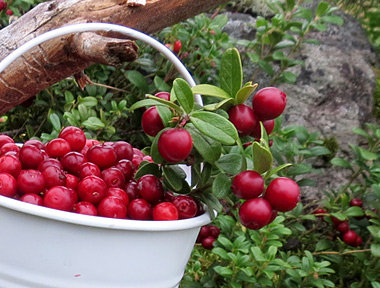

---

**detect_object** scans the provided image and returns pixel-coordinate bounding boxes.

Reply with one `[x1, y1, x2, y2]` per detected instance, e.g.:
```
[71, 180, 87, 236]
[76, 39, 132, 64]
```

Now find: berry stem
[312, 249, 370, 256]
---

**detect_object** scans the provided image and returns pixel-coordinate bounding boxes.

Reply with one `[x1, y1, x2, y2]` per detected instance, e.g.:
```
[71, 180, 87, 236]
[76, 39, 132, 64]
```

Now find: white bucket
[0, 23, 211, 288]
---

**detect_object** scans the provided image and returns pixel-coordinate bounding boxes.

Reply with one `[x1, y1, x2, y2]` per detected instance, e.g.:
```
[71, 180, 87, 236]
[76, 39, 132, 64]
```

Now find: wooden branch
[0, 0, 228, 115]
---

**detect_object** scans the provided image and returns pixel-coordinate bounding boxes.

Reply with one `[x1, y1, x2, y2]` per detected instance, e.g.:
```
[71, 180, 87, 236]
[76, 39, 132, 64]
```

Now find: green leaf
[212, 247, 229, 260]
[49, 113, 61, 131]
[316, 1, 329, 17]
[368, 226, 380, 240]
[345, 206, 364, 217]
[247, 52, 260, 63]
[125, 70, 148, 90]
[316, 239, 332, 251]
[190, 111, 238, 145]
[163, 165, 186, 192]
[252, 142, 273, 173]
[370, 244, 380, 257]
[78, 96, 98, 107]
[153, 76, 171, 92]
[220, 48, 243, 98]
[173, 78, 194, 114]
[156, 105, 172, 127]
[129, 99, 167, 111]
[265, 163, 292, 179]
[258, 60, 274, 77]
[330, 158, 352, 170]
[147, 95, 182, 114]
[235, 83, 258, 104]
[203, 98, 234, 111]
[282, 71, 297, 83]
[321, 15, 344, 25]
[213, 266, 233, 277]
[273, 51, 286, 60]
[150, 129, 166, 164]
[82, 117, 105, 130]
[216, 153, 245, 175]
[212, 173, 232, 198]
[186, 125, 221, 163]
[358, 147, 378, 161]
[191, 84, 231, 99]
[134, 161, 160, 180]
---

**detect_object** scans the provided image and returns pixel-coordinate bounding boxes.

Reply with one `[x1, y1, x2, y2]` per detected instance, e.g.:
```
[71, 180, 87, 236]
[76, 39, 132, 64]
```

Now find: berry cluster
[228, 87, 286, 140]
[0, 0, 13, 16]
[232, 172, 300, 230]
[0, 126, 201, 221]
[196, 225, 221, 250]
[314, 198, 365, 247]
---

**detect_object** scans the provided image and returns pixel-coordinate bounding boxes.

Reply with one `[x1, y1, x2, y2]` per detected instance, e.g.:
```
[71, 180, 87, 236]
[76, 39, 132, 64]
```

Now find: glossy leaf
[212, 173, 232, 198]
[235, 83, 258, 104]
[220, 48, 243, 98]
[252, 142, 273, 173]
[173, 78, 194, 114]
[191, 84, 231, 99]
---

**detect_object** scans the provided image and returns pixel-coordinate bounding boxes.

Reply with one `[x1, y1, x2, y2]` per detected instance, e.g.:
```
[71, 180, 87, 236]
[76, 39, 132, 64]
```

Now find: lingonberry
[20, 193, 43, 206]
[41, 166, 67, 188]
[112, 141, 133, 161]
[250, 119, 275, 138]
[268, 210, 278, 225]
[17, 169, 45, 194]
[158, 128, 193, 162]
[65, 173, 79, 190]
[141, 106, 165, 137]
[172, 195, 198, 219]
[155, 91, 170, 101]
[231, 170, 265, 199]
[132, 153, 144, 170]
[86, 144, 117, 170]
[0, 142, 20, 155]
[98, 196, 127, 219]
[6, 9, 13, 16]
[38, 158, 63, 171]
[202, 236, 216, 250]
[342, 230, 358, 246]
[77, 175, 108, 205]
[209, 226, 221, 238]
[264, 177, 300, 212]
[173, 40, 182, 54]
[114, 159, 133, 181]
[197, 225, 211, 242]
[101, 167, 125, 188]
[0, 134, 14, 148]
[0, 154, 22, 178]
[125, 181, 139, 201]
[336, 221, 350, 234]
[228, 104, 257, 136]
[23, 139, 44, 150]
[107, 187, 129, 206]
[349, 198, 363, 207]
[19, 144, 45, 169]
[331, 216, 345, 227]
[314, 208, 327, 218]
[239, 198, 273, 230]
[58, 126, 86, 152]
[0, 172, 17, 197]
[73, 201, 97, 216]
[43, 186, 75, 211]
[60, 151, 87, 175]
[353, 235, 362, 247]
[79, 162, 102, 179]
[137, 174, 164, 203]
[153, 202, 179, 221]
[45, 138, 71, 158]
[127, 198, 152, 220]
[252, 87, 287, 120]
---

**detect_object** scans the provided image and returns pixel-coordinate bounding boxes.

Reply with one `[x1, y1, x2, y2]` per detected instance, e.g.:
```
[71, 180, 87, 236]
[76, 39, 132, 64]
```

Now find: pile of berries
[196, 225, 221, 249]
[0, 126, 202, 221]
[0, 1, 13, 16]
[314, 198, 365, 247]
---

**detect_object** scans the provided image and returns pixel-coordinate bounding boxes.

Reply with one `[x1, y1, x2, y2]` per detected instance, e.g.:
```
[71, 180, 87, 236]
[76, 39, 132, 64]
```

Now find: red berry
[197, 225, 211, 242]
[107, 187, 129, 206]
[5, 9, 13, 16]
[59, 126, 86, 152]
[77, 176, 108, 205]
[268, 210, 278, 225]
[19, 145, 44, 169]
[20, 193, 43, 206]
[155, 91, 170, 101]
[127, 198, 152, 220]
[125, 181, 139, 201]
[115, 159, 133, 181]
[23, 139, 44, 150]
[331, 216, 345, 227]
[342, 230, 358, 246]
[60, 151, 87, 175]
[0, 134, 14, 148]
[38, 158, 63, 171]
[202, 236, 216, 250]
[65, 173, 79, 190]
[173, 40, 182, 54]
[98, 196, 127, 219]
[314, 208, 326, 217]
[158, 128, 193, 162]
[239, 198, 273, 230]
[141, 106, 165, 137]
[209, 226, 220, 238]
[172, 195, 198, 219]
[0, 154, 22, 178]
[264, 177, 300, 212]
[45, 138, 71, 158]
[349, 198, 363, 207]
[231, 170, 265, 199]
[41, 166, 66, 188]
[17, 169, 45, 195]
[153, 202, 179, 221]
[137, 174, 164, 203]
[0, 142, 20, 155]
[252, 87, 287, 120]
[112, 141, 133, 161]
[228, 104, 258, 136]
[102, 167, 125, 188]
[0, 172, 17, 197]
[86, 145, 117, 170]
[79, 162, 101, 179]
[43, 186, 75, 211]
[250, 119, 275, 138]
[73, 201, 97, 216]
[353, 235, 362, 247]
[336, 221, 349, 234]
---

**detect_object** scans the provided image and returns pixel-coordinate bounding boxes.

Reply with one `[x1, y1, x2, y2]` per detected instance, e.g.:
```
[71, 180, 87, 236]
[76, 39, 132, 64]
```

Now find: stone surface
[223, 9, 378, 199]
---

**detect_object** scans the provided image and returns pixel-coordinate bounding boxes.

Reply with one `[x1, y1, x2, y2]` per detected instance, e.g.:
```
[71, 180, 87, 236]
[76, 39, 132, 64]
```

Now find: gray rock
[223, 9, 378, 199]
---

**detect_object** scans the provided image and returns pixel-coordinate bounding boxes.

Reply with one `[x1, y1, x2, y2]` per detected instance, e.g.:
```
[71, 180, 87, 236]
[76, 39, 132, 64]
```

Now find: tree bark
[0, 0, 228, 115]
